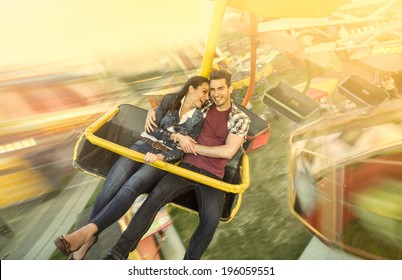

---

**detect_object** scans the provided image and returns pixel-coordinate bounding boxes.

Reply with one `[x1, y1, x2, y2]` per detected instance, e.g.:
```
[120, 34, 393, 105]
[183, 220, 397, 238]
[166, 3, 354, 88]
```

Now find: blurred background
[1, 0, 401, 260]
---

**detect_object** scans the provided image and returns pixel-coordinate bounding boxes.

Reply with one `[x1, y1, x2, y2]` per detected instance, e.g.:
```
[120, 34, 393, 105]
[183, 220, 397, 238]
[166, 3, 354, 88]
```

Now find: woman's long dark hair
[168, 76, 209, 111]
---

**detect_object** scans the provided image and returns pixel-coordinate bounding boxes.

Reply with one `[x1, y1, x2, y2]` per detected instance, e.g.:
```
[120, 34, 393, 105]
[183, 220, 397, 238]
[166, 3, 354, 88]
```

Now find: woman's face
[190, 82, 209, 108]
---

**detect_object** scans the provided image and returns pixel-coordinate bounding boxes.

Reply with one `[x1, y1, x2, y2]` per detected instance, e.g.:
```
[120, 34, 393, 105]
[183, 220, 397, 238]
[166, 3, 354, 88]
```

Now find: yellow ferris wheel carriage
[73, 102, 270, 222]
[71, 0, 343, 223]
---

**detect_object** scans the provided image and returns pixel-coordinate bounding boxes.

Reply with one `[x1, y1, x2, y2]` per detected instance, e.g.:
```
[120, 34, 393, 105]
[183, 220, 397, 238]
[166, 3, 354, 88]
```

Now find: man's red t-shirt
[182, 105, 230, 178]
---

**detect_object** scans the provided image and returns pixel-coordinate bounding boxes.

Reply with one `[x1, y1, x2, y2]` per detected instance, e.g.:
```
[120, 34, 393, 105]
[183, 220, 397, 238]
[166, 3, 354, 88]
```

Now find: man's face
[209, 78, 232, 111]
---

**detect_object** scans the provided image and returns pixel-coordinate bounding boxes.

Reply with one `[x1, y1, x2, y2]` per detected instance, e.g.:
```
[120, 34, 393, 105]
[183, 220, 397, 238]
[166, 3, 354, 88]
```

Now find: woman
[54, 75, 210, 259]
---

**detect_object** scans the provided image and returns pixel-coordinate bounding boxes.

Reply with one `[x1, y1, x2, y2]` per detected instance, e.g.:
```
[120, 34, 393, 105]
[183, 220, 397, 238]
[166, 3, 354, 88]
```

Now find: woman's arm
[144, 93, 173, 133]
[168, 111, 203, 155]
[153, 110, 204, 162]
[146, 95, 176, 142]
[143, 97, 205, 161]
[145, 108, 157, 133]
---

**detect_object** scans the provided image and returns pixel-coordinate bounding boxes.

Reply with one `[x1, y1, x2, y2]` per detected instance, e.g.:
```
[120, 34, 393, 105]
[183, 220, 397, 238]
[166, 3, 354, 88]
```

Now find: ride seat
[73, 103, 269, 222]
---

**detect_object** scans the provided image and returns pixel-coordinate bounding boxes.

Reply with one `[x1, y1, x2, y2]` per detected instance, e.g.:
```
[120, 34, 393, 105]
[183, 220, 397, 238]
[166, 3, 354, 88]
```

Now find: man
[104, 69, 250, 260]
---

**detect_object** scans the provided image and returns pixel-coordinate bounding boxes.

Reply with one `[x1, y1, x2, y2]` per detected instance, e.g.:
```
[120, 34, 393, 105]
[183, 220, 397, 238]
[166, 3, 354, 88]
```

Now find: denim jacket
[144, 93, 204, 163]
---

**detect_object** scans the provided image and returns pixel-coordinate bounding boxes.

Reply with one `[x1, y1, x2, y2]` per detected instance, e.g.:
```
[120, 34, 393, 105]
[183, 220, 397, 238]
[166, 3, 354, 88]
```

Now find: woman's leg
[183, 185, 225, 260]
[89, 143, 147, 220]
[90, 166, 167, 233]
[65, 166, 165, 259]
[70, 143, 148, 259]
[106, 173, 195, 259]
[89, 156, 143, 220]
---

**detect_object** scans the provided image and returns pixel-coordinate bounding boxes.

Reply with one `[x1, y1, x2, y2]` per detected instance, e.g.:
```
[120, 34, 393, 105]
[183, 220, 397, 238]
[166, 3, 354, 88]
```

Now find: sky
[0, 0, 214, 68]
[0, 0, 388, 70]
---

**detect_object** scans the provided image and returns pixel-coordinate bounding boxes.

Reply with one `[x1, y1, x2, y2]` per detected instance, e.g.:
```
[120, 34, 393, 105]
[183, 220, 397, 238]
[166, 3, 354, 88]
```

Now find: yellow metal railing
[84, 106, 250, 194]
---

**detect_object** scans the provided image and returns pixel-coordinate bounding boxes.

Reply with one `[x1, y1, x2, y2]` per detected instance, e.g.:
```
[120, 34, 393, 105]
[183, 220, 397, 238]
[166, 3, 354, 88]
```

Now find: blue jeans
[88, 141, 167, 233]
[109, 162, 225, 260]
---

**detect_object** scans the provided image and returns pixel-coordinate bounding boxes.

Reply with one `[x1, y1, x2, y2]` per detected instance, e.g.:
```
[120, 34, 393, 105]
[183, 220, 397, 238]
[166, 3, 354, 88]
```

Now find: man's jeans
[109, 162, 225, 260]
[88, 141, 167, 233]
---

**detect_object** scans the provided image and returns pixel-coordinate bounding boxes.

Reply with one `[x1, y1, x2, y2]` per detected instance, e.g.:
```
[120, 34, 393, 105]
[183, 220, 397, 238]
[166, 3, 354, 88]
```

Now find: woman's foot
[54, 235, 76, 256]
[69, 235, 98, 260]
[54, 223, 98, 256]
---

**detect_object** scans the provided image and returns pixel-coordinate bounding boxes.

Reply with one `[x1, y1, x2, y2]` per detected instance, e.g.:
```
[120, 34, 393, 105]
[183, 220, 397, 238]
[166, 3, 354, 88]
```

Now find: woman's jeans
[109, 162, 225, 260]
[88, 141, 167, 233]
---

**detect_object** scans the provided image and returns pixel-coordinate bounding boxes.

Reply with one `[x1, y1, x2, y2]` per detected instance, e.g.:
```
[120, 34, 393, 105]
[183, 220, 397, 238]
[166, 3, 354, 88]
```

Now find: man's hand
[177, 134, 197, 155]
[145, 108, 157, 133]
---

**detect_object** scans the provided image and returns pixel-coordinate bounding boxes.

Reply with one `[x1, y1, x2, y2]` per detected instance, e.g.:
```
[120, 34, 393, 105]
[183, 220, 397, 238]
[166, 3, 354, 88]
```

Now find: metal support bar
[199, 0, 228, 78]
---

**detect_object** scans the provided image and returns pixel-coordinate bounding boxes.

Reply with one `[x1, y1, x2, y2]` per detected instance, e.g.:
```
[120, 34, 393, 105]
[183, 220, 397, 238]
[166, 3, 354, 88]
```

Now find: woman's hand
[145, 109, 157, 133]
[144, 152, 164, 164]
[177, 134, 197, 155]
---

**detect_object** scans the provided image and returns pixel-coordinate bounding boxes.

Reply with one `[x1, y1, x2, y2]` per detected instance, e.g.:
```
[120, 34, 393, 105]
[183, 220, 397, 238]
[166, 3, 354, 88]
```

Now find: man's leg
[184, 185, 225, 260]
[106, 173, 195, 259]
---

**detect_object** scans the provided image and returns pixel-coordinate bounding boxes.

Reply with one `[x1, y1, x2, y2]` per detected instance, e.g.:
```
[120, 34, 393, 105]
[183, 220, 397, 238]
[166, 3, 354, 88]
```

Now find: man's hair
[210, 69, 232, 87]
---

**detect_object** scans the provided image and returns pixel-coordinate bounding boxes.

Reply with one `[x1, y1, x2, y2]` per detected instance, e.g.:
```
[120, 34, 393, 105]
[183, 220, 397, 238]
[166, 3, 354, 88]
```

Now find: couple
[54, 69, 250, 260]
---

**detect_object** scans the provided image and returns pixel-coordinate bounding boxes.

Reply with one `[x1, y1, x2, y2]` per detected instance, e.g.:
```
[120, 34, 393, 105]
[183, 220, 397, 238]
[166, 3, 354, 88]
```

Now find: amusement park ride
[71, 0, 402, 260]
[2, 0, 401, 260]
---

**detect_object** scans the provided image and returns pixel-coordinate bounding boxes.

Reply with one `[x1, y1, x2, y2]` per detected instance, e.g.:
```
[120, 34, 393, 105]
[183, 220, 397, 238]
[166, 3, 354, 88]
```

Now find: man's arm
[194, 133, 244, 160]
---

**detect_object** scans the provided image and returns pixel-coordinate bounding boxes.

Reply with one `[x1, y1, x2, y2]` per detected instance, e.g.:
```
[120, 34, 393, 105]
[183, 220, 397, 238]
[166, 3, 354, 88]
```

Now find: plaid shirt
[201, 100, 251, 138]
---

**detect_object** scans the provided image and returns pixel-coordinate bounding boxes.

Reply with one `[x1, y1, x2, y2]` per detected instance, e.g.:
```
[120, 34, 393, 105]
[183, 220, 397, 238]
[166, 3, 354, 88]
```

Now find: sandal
[54, 235, 77, 256]
[67, 236, 98, 260]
